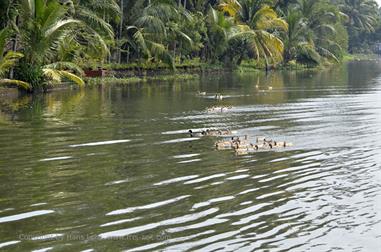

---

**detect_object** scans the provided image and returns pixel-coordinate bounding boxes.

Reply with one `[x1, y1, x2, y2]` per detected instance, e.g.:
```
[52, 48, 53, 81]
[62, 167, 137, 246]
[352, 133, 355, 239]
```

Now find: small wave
[184, 174, 226, 185]
[154, 175, 199, 186]
[173, 154, 200, 159]
[31, 233, 64, 241]
[106, 195, 191, 216]
[100, 217, 142, 227]
[39, 156, 72, 162]
[0, 241, 21, 249]
[177, 159, 202, 164]
[0, 210, 55, 223]
[226, 174, 250, 180]
[124, 230, 215, 252]
[192, 196, 236, 209]
[105, 178, 130, 186]
[30, 203, 48, 207]
[69, 139, 131, 147]
[159, 138, 200, 144]
[99, 208, 219, 239]
[31, 247, 53, 252]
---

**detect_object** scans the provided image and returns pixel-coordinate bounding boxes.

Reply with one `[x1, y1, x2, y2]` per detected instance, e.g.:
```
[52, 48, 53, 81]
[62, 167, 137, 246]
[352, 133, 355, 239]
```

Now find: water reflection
[1, 61, 381, 251]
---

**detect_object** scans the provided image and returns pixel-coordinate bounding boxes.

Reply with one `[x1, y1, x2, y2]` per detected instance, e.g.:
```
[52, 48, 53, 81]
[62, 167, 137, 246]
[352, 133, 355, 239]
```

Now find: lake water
[1, 61, 381, 251]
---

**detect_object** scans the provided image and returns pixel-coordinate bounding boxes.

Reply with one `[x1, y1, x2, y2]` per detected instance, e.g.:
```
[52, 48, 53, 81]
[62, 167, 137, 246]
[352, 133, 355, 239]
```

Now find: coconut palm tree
[8, 0, 91, 91]
[205, 7, 235, 62]
[283, 9, 307, 62]
[296, 0, 341, 62]
[123, 1, 193, 68]
[219, 0, 288, 65]
[0, 27, 31, 90]
[69, 0, 120, 61]
[338, 0, 379, 51]
[339, 0, 379, 33]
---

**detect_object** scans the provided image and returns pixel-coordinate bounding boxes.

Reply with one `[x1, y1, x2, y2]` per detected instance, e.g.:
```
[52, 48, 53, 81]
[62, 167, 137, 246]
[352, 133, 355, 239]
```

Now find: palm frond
[0, 79, 32, 91]
[59, 70, 85, 86]
[316, 46, 339, 62]
[44, 61, 84, 75]
[42, 67, 84, 86]
[296, 42, 321, 65]
[45, 19, 81, 37]
[127, 26, 149, 55]
[0, 51, 24, 77]
[135, 15, 167, 36]
[0, 28, 12, 59]
[78, 8, 114, 38]
[219, 0, 242, 17]
[43, 68, 62, 82]
[146, 41, 175, 69]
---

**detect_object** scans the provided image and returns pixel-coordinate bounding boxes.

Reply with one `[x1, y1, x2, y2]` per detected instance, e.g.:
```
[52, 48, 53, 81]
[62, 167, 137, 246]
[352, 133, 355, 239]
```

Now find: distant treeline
[1, 0, 381, 92]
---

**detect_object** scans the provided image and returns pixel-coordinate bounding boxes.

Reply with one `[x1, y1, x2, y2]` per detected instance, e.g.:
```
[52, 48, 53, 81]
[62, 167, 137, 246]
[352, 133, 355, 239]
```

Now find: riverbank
[1, 55, 379, 95]
[343, 53, 379, 62]
[85, 73, 200, 86]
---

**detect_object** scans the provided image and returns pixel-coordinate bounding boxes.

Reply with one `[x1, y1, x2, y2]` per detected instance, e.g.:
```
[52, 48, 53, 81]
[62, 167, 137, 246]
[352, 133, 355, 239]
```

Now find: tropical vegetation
[0, 0, 380, 92]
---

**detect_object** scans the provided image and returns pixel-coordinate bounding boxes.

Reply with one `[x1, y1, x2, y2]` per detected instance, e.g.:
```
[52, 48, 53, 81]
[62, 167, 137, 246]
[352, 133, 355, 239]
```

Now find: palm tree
[123, 1, 193, 68]
[70, 0, 120, 62]
[283, 9, 307, 62]
[296, 0, 341, 61]
[0, 27, 31, 90]
[219, 0, 288, 65]
[339, 0, 379, 33]
[338, 0, 379, 51]
[205, 7, 235, 62]
[9, 0, 90, 91]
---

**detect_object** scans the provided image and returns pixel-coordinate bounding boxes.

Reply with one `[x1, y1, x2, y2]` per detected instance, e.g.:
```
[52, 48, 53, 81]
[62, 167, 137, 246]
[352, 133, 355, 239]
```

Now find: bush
[14, 62, 45, 92]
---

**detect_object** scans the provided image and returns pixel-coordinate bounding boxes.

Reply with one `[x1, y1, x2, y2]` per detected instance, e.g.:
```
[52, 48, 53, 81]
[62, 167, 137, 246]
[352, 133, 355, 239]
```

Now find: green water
[1, 61, 381, 251]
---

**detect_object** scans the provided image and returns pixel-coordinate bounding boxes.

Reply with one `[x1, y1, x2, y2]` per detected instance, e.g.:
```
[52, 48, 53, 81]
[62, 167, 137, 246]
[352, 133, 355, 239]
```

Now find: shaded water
[1, 61, 381, 251]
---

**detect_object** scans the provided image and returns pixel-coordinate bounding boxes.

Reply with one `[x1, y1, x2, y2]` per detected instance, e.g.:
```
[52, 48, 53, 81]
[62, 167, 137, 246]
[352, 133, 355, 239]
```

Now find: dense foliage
[0, 0, 380, 91]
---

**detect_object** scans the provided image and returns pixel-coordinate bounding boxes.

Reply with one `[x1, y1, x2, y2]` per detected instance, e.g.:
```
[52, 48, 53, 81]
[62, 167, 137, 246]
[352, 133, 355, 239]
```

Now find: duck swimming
[273, 141, 293, 147]
[215, 93, 223, 100]
[235, 148, 249, 156]
[197, 91, 207, 96]
[215, 137, 235, 150]
[205, 129, 220, 136]
[189, 130, 206, 137]
[233, 139, 251, 150]
[235, 144, 259, 155]
[218, 129, 232, 135]
[205, 129, 231, 136]
[233, 135, 249, 145]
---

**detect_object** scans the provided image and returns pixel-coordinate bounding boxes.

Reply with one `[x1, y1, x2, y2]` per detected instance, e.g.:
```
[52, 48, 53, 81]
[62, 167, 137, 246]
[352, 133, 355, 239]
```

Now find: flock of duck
[192, 90, 291, 155]
[188, 129, 293, 156]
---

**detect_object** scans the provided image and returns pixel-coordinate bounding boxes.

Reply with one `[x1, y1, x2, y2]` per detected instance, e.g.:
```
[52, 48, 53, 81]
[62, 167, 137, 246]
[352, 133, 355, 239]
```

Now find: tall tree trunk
[126, 47, 130, 64]
[173, 42, 176, 60]
[9, 15, 19, 79]
[179, 41, 182, 62]
[118, 0, 124, 64]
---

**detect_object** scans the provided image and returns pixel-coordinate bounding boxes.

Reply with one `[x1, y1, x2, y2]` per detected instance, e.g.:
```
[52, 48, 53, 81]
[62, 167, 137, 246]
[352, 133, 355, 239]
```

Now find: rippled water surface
[1, 62, 381, 251]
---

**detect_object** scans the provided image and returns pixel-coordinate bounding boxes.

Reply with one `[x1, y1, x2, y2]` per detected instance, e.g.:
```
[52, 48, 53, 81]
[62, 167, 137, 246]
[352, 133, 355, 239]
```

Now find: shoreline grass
[85, 73, 200, 86]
